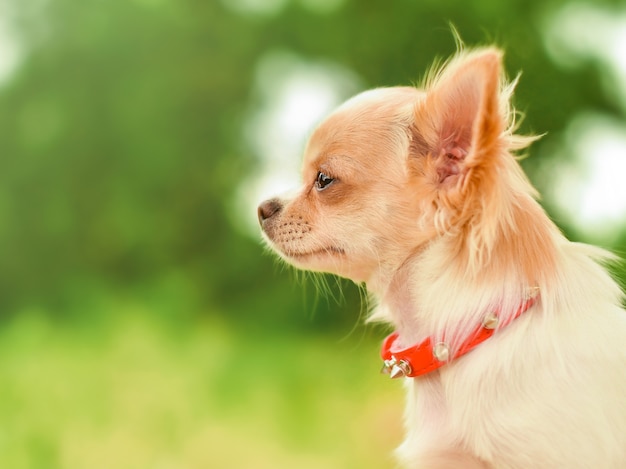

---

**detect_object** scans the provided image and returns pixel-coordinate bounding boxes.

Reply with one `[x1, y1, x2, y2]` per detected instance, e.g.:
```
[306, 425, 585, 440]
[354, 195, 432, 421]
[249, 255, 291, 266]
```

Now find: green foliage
[0, 0, 623, 321]
[0, 307, 401, 468]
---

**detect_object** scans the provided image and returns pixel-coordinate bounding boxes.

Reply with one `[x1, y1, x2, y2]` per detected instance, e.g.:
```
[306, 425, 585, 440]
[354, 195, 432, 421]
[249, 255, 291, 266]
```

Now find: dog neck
[368, 224, 551, 350]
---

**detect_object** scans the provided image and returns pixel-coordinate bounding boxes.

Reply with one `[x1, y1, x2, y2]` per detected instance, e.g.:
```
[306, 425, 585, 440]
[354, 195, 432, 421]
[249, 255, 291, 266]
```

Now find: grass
[0, 304, 404, 468]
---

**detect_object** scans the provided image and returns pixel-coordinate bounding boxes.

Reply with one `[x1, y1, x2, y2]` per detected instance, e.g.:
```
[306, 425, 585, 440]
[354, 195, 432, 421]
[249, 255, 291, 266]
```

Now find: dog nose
[257, 198, 282, 225]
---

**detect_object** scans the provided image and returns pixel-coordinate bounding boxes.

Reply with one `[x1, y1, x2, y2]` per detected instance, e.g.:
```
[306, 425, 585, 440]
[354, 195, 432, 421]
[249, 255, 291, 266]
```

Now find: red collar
[381, 289, 539, 379]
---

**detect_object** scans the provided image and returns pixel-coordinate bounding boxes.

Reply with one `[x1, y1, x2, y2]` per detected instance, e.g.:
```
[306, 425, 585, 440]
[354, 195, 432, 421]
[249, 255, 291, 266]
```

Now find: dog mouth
[284, 246, 346, 259]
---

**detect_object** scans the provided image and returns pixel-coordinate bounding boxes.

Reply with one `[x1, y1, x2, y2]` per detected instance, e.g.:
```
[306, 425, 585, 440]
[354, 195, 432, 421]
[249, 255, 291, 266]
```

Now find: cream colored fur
[258, 47, 626, 468]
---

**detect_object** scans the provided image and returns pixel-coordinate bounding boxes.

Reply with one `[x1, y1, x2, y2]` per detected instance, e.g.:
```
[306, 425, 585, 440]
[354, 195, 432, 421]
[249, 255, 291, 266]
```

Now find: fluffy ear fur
[411, 49, 504, 191]
[409, 49, 555, 281]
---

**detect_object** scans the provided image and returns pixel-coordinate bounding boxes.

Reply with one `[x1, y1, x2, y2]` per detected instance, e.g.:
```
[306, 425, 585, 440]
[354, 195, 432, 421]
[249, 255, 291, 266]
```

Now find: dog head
[258, 49, 540, 288]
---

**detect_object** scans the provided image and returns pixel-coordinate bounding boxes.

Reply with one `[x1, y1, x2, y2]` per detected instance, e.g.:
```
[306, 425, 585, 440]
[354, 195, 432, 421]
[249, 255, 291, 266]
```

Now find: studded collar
[380, 288, 540, 379]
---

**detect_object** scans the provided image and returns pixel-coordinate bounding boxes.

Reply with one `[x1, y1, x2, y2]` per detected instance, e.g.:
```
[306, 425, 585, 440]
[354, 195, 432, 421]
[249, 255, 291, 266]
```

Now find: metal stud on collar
[381, 356, 412, 379]
[432, 342, 450, 362]
[482, 311, 499, 330]
[525, 286, 540, 300]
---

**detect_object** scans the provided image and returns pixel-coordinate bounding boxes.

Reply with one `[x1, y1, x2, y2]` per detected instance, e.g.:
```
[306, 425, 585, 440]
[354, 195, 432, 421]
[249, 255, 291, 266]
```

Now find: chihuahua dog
[257, 48, 626, 468]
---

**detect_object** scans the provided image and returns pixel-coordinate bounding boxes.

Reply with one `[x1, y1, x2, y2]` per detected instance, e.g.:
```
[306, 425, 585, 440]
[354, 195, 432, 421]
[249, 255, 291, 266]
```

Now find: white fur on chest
[390, 244, 626, 468]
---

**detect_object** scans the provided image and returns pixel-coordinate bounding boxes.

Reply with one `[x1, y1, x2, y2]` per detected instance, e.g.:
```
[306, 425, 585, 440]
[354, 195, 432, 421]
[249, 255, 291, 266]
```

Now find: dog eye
[315, 171, 334, 191]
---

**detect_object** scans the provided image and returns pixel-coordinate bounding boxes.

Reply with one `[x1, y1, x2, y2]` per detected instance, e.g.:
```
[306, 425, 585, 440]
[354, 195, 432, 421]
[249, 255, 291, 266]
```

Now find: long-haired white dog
[258, 47, 626, 468]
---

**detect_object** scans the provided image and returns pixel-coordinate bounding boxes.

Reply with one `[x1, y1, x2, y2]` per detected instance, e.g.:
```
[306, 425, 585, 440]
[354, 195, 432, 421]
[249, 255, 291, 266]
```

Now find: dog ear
[411, 49, 504, 189]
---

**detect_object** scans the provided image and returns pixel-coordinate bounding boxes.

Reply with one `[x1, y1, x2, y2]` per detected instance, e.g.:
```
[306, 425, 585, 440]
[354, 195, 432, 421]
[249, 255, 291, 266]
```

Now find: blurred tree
[0, 0, 622, 325]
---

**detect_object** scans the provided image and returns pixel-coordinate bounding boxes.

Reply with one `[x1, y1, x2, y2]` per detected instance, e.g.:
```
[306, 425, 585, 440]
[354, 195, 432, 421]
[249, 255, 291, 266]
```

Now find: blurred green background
[0, 0, 625, 467]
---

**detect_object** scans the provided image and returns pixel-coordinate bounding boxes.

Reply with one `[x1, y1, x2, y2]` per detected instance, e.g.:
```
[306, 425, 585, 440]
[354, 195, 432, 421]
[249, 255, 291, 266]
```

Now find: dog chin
[280, 245, 346, 270]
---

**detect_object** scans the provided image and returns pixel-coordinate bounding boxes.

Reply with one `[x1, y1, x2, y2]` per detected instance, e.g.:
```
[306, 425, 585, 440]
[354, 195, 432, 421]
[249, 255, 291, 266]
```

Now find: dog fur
[258, 47, 626, 468]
